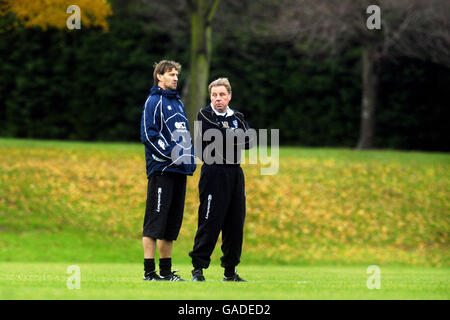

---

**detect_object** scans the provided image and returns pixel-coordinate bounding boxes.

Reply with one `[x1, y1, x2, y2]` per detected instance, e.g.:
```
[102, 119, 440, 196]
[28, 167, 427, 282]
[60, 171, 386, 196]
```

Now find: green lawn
[1, 263, 448, 300]
[0, 138, 449, 300]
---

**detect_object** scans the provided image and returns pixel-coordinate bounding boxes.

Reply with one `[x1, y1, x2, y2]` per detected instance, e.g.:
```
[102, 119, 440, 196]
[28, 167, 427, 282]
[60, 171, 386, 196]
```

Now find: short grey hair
[208, 78, 232, 94]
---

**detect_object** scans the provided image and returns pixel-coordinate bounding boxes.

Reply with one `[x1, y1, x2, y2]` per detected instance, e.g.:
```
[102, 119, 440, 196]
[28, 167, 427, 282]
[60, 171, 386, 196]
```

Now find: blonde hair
[153, 60, 182, 86]
[208, 78, 232, 94]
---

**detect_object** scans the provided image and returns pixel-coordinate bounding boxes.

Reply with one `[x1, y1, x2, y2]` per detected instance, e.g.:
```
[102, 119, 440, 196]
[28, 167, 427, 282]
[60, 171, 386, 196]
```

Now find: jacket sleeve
[233, 112, 256, 150]
[140, 97, 174, 161]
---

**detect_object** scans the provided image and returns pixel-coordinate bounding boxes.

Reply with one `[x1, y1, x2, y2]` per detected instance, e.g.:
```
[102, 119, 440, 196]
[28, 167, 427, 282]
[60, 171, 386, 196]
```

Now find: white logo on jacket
[158, 139, 166, 150]
[175, 122, 186, 130]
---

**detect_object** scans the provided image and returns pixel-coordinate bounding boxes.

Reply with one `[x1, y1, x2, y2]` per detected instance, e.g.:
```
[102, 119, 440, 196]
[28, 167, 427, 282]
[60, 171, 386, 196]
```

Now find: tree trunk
[186, 0, 216, 133]
[356, 44, 379, 149]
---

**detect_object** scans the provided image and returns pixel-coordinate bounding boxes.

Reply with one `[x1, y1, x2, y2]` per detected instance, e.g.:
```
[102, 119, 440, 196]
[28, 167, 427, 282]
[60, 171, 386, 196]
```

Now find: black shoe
[192, 269, 205, 282]
[223, 273, 247, 282]
[159, 270, 185, 281]
[143, 271, 162, 281]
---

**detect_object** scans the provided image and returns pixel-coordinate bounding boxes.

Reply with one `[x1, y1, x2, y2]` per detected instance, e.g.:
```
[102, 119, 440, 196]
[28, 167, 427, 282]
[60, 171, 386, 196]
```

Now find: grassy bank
[0, 138, 449, 266]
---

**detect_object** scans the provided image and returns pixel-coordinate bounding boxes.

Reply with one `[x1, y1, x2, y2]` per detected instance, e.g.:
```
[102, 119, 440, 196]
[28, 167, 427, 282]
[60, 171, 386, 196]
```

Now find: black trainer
[159, 270, 185, 281]
[223, 273, 247, 282]
[143, 271, 162, 281]
[192, 269, 205, 282]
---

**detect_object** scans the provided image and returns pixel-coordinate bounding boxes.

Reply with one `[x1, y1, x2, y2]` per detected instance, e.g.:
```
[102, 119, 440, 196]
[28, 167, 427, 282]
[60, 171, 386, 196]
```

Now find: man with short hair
[189, 78, 253, 282]
[140, 60, 196, 281]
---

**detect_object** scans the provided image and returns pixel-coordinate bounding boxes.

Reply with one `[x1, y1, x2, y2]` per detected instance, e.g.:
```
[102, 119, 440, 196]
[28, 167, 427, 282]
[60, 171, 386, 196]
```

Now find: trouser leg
[190, 166, 230, 269]
[221, 167, 246, 269]
[163, 174, 187, 241]
[142, 174, 174, 239]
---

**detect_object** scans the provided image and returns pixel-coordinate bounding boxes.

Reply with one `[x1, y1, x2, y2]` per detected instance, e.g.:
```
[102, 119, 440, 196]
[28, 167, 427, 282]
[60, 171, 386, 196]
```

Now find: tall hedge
[1, 14, 449, 151]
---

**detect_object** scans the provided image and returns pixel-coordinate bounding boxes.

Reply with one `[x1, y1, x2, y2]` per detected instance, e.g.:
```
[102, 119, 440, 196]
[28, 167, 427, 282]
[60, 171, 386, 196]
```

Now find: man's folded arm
[140, 99, 174, 161]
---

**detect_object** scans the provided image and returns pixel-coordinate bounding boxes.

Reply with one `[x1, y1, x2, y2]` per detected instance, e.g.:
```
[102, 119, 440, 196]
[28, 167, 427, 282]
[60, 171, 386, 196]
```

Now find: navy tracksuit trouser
[189, 164, 246, 270]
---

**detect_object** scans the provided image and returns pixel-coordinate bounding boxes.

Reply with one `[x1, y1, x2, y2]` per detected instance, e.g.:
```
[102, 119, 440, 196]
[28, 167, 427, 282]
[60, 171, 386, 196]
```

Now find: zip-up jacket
[195, 105, 255, 164]
[140, 86, 196, 177]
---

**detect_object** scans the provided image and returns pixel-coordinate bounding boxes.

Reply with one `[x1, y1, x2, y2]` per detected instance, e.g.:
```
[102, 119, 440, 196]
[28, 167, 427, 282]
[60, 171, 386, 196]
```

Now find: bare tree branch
[207, 0, 220, 23]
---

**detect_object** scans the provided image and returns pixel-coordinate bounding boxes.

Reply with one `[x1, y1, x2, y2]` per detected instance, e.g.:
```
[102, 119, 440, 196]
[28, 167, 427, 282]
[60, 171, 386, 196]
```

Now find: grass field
[0, 138, 449, 299]
[1, 263, 448, 300]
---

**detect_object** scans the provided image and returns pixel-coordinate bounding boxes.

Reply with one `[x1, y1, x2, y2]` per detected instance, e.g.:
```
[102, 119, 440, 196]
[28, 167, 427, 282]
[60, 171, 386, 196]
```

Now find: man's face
[210, 85, 231, 113]
[157, 68, 179, 91]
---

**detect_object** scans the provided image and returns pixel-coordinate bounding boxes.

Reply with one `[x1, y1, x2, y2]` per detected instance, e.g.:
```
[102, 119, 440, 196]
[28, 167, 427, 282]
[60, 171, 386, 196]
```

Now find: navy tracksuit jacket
[140, 86, 196, 178]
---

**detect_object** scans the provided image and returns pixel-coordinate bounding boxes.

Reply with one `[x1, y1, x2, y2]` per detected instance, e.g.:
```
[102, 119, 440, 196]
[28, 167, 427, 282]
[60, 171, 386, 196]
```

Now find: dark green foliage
[0, 13, 180, 142]
[377, 58, 450, 151]
[0, 14, 448, 150]
[211, 35, 449, 151]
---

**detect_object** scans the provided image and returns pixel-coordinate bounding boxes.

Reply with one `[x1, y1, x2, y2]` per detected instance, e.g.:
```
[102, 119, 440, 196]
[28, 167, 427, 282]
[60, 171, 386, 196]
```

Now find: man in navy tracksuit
[190, 78, 254, 282]
[140, 60, 196, 281]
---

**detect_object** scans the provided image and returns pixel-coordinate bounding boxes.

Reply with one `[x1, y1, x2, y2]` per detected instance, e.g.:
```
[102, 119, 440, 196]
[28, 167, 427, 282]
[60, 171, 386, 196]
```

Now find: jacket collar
[209, 103, 234, 116]
[150, 86, 180, 99]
